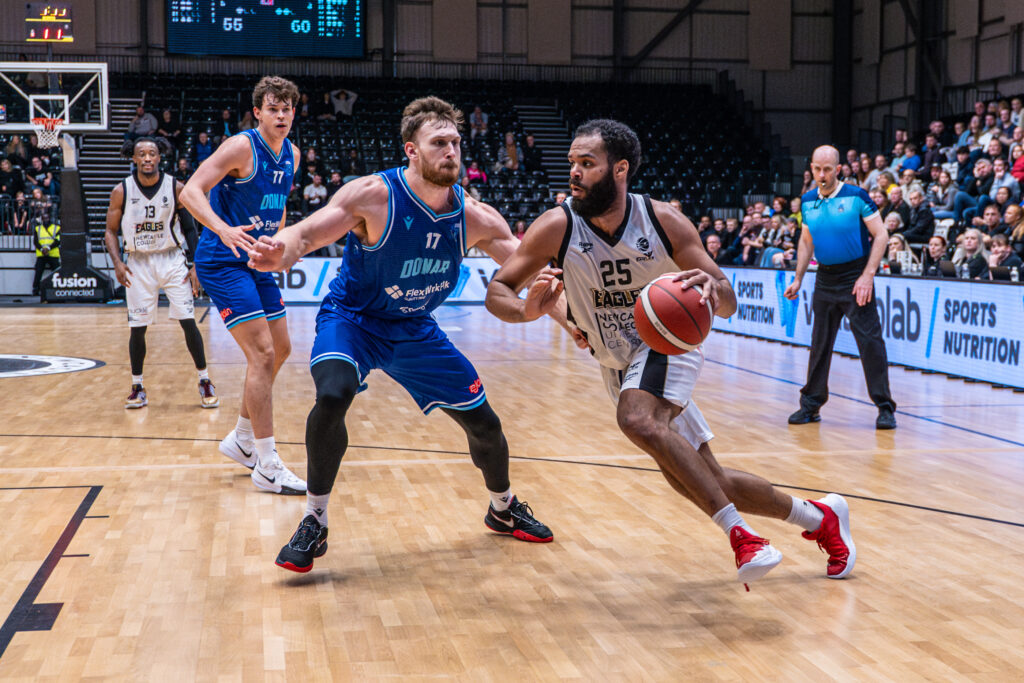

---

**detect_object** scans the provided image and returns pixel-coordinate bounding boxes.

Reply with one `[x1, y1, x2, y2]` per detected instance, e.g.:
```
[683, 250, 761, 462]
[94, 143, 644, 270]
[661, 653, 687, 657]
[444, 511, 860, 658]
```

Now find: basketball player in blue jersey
[248, 97, 557, 572]
[487, 120, 856, 587]
[180, 76, 306, 495]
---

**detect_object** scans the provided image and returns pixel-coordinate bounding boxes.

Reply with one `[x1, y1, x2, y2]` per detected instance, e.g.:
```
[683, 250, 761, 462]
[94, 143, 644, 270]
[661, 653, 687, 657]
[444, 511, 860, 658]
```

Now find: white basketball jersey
[559, 194, 681, 370]
[121, 173, 183, 253]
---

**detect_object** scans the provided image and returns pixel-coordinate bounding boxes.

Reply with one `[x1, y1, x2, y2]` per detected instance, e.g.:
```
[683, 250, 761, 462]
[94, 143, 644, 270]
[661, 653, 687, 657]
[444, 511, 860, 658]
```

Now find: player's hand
[783, 277, 801, 300]
[852, 273, 875, 306]
[185, 266, 199, 296]
[115, 262, 132, 288]
[247, 235, 287, 272]
[524, 267, 564, 321]
[568, 322, 590, 350]
[673, 269, 720, 312]
[216, 223, 258, 258]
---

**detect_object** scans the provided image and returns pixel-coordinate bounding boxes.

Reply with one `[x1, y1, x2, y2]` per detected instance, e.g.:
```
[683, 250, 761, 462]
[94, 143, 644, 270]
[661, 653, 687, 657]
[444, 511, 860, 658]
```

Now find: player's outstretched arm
[486, 208, 567, 323]
[248, 174, 386, 273]
[650, 199, 737, 318]
[103, 183, 131, 288]
[179, 135, 257, 258]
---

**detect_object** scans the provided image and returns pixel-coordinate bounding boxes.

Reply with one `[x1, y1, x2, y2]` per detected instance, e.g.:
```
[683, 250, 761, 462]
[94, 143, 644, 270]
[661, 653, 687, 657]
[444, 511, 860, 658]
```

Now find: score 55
[223, 17, 243, 30]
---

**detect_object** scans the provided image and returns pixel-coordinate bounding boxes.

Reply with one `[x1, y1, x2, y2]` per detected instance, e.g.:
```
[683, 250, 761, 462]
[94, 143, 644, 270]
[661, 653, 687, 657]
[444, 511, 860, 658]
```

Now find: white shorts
[125, 249, 194, 327]
[601, 344, 714, 451]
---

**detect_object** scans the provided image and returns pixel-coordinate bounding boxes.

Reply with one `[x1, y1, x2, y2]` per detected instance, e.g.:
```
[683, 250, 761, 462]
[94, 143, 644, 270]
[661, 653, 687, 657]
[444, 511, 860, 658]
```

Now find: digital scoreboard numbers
[25, 2, 74, 43]
[167, 0, 364, 58]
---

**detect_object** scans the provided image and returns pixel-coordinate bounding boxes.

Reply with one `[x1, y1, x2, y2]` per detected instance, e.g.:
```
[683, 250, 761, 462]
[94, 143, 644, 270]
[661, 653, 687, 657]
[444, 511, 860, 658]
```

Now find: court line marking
[0, 485, 102, 658]
[703, 358, 1024, 449]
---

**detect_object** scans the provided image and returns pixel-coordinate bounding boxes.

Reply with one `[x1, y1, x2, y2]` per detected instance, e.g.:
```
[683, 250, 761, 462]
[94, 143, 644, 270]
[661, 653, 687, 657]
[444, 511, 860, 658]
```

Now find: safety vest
[35, 223, 60, 258]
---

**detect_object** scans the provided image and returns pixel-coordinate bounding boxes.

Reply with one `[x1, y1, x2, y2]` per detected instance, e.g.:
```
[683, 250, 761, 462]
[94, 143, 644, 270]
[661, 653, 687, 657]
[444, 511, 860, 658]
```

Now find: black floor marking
[198, 306, 210, 324]
[0, 485, 102, 658]
[60, 554, 89, 558]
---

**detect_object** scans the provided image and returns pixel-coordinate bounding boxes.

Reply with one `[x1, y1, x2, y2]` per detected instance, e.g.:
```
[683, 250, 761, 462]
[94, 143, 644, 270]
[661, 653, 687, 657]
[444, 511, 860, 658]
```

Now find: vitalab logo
[52, 273, 98, 288]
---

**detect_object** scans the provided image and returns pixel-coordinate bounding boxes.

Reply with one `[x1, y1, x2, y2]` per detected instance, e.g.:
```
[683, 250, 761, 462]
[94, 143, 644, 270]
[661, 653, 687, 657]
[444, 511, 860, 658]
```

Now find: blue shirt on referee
[800, 181, 880, 266]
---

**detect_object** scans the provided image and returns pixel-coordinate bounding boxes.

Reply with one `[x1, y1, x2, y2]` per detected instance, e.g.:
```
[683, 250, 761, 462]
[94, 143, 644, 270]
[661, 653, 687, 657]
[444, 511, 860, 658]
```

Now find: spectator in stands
[301, 148, 325, 185]
[888, 142, 907, 172]
[886, 186, 910, 226]
[973, 204, 1004, 235]
[865, 154, 888, 189]
[788, 197, 802, 225]
[984, 138, 1006, 164]
[1006, 205, 1024, 259]
[124, 106, 158, 142]
[954, 146, 974, 186]
[4, 135, 28, 167]
[469, 106, 488, 141]
[174, 157, 192, 183]
[330, 88, 358, 117]
[194, 131, 213, 165]
[884, 233, 917, 274]
[25, 135, 45, 164]
[513, 220, 527, 240]
[930, 119, 954, 147]
[884, 212, 904, 235]
[903, 189, 934, 244]
[522, 134, 543, 174]
[989, 157, 1020, 202]
[855, 157, 872, 188]
[10, 191, 29, 235]
[928, 169, 957, 219]
[28, 186, 52, 223]
[302, 173, 327, 213]
[238, 110, 256, 131]
[800, 169, 815, 194]
[1012, 144, 1024, 182]
[964, 116, 982, 149]
[998, 107, 1016, 141]
[296, 93, 313, 125]
[973, 101, 987, 118]
[1008, 126, 1023, 161]
[898, 168, 923, 197]
[704, 233, 733, 265]
[157, 109, 182, 150]
[919, 134, 943, 177]
[27, 156, 58, 196]
[668, 198, 682, 212]
[314, 92, 335, 121]
[845, 149, 859, 168]
[213, 109, 235, 145]
[978, 113, 1000, 149]
[988, 233, 1022, 275]
[497, 132, 522, 172]
[954, 158, 994, 223]
[876, 171, 897, 195]
[31, 203, 60, 296]
[737, 217, 764, 266]
[870, 188, 889, 217]
[342, 149, 364, 182]
[954, 121, 969, 148]
[952, 228, 990, 279]
[465, 160, 487, 185]
[326, 171, 344, 198]
[989, 186, 1015, 223]
[921, 234, 948, 276]
[459, 175, 481, 202]
[899, 142, 922, 175]
[555, 191, 567, 204]
[0, 157, 24, 196]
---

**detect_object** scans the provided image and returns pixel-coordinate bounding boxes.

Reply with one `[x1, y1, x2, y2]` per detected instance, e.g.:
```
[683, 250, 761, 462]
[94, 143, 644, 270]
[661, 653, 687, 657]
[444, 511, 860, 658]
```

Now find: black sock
[179, 319, 207, 370]
[129, 326, 147, 376]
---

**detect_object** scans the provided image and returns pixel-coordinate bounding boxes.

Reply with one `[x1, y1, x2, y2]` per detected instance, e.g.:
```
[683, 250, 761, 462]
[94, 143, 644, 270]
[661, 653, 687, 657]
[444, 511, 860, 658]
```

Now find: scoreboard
[167, 0, 364, 58]
[25, 2, 75, 43]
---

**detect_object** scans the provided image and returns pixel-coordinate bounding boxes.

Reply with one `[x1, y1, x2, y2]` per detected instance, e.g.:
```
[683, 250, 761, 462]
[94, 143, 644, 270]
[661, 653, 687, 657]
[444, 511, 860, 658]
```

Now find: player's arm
[173, 180, 199, 265]
[248, 174, 385, 272]
[103, 183, 132, 287]
[486, 207, 567, 323]
[651, 200, 737, 318]
[855, 211, 888, 306]
[179, 135, 256, 257]
[784, 225, 815, 300]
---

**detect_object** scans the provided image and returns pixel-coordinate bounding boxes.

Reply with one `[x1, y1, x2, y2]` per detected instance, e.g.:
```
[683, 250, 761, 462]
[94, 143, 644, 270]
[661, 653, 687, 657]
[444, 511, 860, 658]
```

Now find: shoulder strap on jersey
[642, 194, 674, 258]
[554, 203, 573, 268]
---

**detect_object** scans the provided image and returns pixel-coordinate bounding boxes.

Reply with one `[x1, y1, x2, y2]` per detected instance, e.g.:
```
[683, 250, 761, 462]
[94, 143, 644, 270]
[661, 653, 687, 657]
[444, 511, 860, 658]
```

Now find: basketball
[634, 274, 714, 354]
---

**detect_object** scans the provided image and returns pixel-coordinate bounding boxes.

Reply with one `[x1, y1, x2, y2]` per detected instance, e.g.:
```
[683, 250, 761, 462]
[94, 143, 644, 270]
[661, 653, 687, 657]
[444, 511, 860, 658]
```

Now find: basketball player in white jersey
[487, 119, 856, 587]
[103, 137, 218, 409]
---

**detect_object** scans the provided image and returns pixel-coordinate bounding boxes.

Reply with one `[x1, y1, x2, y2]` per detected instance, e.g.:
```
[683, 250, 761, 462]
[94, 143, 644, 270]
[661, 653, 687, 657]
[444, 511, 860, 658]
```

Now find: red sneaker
[802, 494, 856, 579]
[730, 526, 782, 584]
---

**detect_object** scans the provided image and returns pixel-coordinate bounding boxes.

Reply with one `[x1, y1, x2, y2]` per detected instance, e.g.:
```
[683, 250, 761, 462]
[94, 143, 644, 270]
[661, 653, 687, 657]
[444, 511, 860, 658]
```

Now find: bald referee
[784, 145, 897, 429]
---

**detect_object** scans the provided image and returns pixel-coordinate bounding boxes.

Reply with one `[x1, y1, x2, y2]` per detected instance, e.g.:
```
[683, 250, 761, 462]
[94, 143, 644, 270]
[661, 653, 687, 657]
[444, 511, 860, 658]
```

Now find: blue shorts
[310, 304, 487, 414]
[195, 261, 286, 329]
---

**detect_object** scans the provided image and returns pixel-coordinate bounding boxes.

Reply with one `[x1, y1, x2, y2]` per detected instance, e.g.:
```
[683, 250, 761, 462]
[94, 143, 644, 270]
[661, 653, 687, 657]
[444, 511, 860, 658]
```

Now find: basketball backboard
[0, 61, 108, 133]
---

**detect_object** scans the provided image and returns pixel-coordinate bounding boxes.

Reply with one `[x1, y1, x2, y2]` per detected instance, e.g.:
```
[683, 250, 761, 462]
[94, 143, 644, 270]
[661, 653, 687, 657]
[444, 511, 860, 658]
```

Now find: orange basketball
[634, 274, 714, 354]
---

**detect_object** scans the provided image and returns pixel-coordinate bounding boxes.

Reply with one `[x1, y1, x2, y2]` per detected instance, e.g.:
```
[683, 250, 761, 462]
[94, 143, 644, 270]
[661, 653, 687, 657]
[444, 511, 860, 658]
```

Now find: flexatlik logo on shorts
[775, 271, 799, 337]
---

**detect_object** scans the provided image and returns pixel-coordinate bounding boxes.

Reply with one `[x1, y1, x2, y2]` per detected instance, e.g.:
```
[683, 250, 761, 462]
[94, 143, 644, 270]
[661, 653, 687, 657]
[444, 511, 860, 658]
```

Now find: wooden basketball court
[1, 303, 1022, 680]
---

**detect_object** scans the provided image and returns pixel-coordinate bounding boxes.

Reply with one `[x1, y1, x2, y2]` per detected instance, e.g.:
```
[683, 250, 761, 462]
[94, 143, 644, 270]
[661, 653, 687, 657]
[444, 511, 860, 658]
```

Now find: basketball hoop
[31, 117, 64, 149]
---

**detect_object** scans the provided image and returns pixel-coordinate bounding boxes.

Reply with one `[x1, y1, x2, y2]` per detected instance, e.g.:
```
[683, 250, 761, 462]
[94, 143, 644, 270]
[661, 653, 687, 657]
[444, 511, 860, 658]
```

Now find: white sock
[786, 496, 825, 532]
[197, 367, 209, 380]
[254, 436, 277, 467]
[131, 374, 143, 386]
[711, 503, 754, 535]
[235, 416, 254, 442]
[489, 488, 513, 512]
[306, 493, 330, 526]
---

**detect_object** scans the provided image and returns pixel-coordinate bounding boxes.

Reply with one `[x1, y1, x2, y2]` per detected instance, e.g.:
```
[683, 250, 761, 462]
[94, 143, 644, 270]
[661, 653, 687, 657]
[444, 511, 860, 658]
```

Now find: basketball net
[31, 117, 64, 149]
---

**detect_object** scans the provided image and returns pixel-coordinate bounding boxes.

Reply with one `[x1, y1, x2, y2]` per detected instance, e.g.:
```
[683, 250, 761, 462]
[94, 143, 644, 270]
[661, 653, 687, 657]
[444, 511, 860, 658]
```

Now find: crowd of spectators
[695, 95, 1024, 282]
[1, 133, 62, 236]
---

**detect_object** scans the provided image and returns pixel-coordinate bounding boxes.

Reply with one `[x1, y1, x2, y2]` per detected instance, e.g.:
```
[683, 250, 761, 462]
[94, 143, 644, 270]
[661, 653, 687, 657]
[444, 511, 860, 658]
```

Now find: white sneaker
[218, 429, 256, 470]
[252, 453, 307, 495]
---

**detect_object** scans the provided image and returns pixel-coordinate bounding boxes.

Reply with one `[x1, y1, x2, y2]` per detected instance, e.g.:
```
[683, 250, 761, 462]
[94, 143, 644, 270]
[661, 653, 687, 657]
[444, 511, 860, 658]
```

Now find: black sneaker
[275, 515, 328, 573]
[788, 407, 821, 424]
[484, 496, 553, 543]
[876, 407, 897, 430]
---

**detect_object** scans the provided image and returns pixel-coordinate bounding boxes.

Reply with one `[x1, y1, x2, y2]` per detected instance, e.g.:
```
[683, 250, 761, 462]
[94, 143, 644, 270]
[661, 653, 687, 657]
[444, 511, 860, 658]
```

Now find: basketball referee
[783, 145, 897, 429]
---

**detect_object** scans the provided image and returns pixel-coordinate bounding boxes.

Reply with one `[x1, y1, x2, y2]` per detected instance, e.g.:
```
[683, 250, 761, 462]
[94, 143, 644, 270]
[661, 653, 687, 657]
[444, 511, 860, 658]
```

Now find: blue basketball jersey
[325, 166, 467, 319]
[195, 129, 296, 265]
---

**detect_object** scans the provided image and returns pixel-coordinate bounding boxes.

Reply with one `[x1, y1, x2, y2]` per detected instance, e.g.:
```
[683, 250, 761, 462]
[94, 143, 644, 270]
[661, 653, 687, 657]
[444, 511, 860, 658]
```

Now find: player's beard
[421, 159, 460, 187]
[570, 170, 618, 220]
